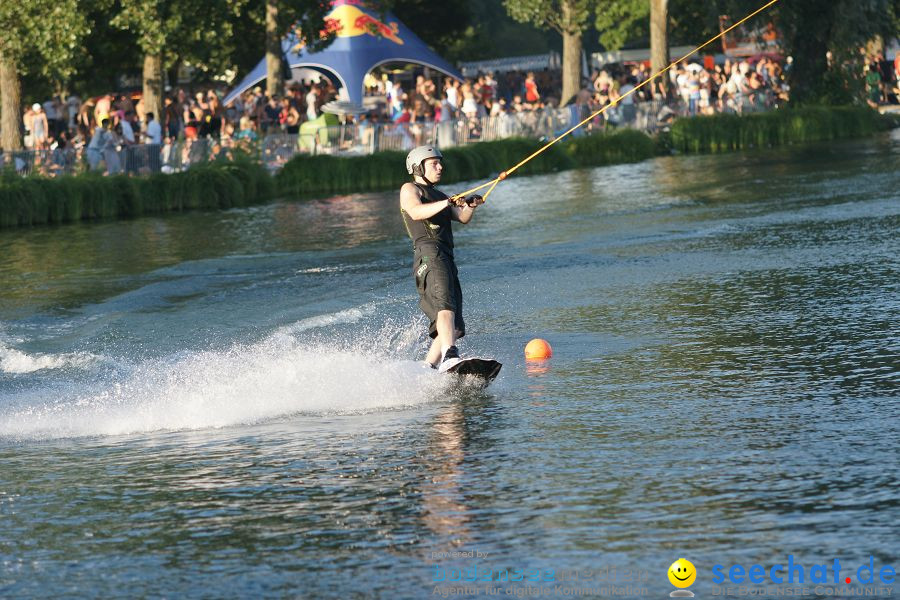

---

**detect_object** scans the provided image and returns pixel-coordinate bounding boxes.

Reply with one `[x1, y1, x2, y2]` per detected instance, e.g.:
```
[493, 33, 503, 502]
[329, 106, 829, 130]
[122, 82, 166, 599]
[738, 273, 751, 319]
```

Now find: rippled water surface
[1, 132, 898, 598]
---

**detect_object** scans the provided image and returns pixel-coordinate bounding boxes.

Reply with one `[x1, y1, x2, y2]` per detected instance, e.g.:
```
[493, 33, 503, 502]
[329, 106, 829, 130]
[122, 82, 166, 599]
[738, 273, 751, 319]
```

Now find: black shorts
[413, 245, 465, 339]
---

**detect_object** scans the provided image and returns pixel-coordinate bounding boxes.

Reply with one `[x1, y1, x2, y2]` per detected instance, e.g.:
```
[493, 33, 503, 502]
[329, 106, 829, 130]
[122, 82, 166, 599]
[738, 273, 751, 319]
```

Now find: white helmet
[406, 145, 443, 175]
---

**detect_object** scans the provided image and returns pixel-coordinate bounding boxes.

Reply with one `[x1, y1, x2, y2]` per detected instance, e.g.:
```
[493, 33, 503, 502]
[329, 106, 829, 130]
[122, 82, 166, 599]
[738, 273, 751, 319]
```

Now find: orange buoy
[524, 338, 552, 360]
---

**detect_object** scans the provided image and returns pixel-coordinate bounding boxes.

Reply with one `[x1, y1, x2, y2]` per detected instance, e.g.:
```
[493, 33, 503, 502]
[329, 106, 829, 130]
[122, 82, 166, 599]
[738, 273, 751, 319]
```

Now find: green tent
[298, 113, 340, 152]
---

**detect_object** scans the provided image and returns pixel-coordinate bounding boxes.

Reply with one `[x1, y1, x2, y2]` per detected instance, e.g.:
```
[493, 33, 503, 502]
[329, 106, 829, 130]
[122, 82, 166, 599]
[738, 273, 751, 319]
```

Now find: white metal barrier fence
[1, 100, 749, 177]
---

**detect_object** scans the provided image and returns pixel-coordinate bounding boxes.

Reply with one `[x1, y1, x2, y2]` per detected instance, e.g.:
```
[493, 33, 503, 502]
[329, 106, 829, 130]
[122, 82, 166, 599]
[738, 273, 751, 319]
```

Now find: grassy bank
[274, 128, 656, 197]
[1, 106, 894, 229]
[0, 160, 273, 228]
[669, 105, 894, 153]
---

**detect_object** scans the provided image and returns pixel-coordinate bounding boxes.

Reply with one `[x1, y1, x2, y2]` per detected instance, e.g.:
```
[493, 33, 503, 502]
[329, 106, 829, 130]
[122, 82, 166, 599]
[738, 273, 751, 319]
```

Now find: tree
[593, 0, 720, 54]
[594, 0, 648, 52]
[389, 0, 477, 61]
[0, 0, 89, 151]
[767, 0, 899, 105]
[223, 0, 336, 98]
[504, 0, 593, 106]
[650, 0, 669, 95]
[67, 4, 144, 98]
[112, 0, 249, 122]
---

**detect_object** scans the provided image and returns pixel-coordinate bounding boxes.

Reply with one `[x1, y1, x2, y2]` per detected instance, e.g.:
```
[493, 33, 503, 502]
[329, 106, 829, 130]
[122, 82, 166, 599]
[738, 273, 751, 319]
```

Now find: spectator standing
[50, 133, 72, 175]
[94, 93, 113, 124]
[483, 72, 496, 103]
[875, 53, 892, 102]
[119, 110, 138, 173]
[43, 97, 61, 139]
[699, 69, 712, 113]
[194, 92, 209, 115]
[306, 85, 319, 121]
[262, 95, 281, 133]
[31, 104, 50, 150]
[730, 63, 749, 112]
[461, 84, 479, 118]
[206, 92, 224, 137]
[358, 113, 374, 150]
[22, 105, 35, 149]
[437, 90, 456, 148]
[120, 110, 137, 145]
[144, 112, 162, 145]
[184, 102, 201, 140]
[66, 95, 81, 133]
[86, 119, 110, 171]
[866, 64, 883, 107]
[164, 96, 181, 139]
[280, 97, 301, 133]
[687, 71, 701, 115]
[144, 112, 163, 172]
[444, 78, 459, 110]
[524, 72, 540, 104]
[894, 52, 900, 85]
[675, 67, 689, 105]
[77, 100, 95, 139]
[104, 123, 122, 174]
[619, 76, 637, 123]
[439, 90, 456, 122]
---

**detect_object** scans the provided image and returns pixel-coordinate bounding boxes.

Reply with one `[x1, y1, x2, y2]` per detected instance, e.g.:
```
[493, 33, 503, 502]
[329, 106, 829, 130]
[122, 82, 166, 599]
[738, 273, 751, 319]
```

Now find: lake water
[1, 131, 898, 598]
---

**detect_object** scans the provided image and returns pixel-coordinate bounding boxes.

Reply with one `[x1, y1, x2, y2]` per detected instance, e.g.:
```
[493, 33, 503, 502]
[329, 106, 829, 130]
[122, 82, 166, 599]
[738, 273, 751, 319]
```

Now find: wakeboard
[443, 357, 502, 383]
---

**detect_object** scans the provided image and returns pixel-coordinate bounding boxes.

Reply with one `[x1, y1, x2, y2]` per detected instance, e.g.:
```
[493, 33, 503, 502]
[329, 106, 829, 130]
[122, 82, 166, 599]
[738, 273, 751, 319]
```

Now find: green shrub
[670, 106, 890, 153]
[0, 161, 274, 228]
[564, 129, 656, 166]
[275, 138, 575, 197]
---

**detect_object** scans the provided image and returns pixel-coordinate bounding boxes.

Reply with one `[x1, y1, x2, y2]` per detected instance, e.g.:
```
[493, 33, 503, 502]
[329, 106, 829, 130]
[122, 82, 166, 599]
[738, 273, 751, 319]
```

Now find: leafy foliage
[769, 0, 898, 105]
[593, 0, 721, 51]
[503, 0, 592, 35]
[594, 0, 648, 51]
[0, 0, 90, 83]
[375, 0, 473, 52]
[242, 0, 336, 52]
[111, 0, 250, 76]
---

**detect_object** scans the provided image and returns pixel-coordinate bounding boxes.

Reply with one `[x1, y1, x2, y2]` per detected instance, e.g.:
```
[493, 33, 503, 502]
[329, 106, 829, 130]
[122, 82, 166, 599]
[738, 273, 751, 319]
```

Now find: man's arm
[400, 182, 452, 220]
[450, 194, 484, 224]
[450, 204, 475, 224]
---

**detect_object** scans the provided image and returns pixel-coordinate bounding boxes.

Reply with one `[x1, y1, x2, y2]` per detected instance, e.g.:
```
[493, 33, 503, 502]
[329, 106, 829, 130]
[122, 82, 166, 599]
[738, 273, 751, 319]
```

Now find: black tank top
[401, 183, 454, 250]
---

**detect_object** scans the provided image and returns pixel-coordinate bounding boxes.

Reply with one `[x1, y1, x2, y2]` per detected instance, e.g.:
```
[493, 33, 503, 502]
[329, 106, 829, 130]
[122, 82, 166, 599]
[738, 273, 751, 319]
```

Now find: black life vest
[401, 183, 454, 250]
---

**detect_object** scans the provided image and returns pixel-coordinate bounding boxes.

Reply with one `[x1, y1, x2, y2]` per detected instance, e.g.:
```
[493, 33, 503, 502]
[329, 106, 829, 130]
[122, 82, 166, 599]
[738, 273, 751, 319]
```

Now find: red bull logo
[324, 0, 404, 45]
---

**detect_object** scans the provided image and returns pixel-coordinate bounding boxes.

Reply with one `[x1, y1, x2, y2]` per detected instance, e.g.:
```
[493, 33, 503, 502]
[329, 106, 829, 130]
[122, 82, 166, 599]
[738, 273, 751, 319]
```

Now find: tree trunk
[560, 28, 582, 107]
[784, 1, 836, 105]
[266, 0, 284, 98]
[560, 29, 582, 106]
[0, 51, 23, 153]
[650, 0, 669, 98]
[143, 53, 164, 124]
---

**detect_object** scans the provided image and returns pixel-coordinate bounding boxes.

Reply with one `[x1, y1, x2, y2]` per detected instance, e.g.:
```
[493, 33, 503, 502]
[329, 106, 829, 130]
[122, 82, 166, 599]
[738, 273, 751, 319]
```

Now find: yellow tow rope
[449, 0, 781, 204]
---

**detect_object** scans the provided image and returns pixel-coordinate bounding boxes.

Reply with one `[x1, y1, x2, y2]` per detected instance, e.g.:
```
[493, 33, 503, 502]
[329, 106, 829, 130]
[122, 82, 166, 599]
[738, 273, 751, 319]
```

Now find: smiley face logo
[668, 558, 696, 588]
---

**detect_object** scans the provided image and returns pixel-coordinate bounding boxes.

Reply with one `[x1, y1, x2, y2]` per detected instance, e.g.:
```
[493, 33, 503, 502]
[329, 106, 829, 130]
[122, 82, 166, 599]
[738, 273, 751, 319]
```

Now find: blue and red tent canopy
[224, 0, 463, 106]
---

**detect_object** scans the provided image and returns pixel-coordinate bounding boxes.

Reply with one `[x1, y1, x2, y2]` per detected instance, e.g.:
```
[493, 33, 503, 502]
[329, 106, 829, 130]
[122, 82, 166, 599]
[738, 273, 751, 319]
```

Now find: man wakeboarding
[400, 146, 484, 372]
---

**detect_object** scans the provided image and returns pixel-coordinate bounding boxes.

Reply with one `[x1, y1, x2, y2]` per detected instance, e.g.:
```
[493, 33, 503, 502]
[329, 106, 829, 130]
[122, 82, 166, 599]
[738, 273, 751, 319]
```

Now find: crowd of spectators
[12, 81, 344, 176]
[6, 50, 899, 177]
